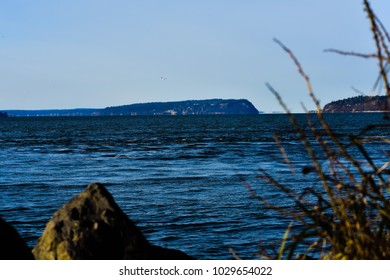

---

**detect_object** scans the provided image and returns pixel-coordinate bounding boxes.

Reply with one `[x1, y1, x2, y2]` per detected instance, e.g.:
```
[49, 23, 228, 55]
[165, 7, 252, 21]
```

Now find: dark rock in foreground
[0, 216, 34, 260]
[32, 183, 193, 260]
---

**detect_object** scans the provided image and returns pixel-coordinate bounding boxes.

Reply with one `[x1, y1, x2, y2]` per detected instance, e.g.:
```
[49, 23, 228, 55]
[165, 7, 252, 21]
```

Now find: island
[323, 95, 390, 113]
[3, 99, 259, 117]
[102, 99, 259, 116]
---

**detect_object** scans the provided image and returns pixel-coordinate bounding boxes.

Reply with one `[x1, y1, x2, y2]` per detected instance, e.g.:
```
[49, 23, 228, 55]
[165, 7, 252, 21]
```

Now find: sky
[0, 0, 389, 113]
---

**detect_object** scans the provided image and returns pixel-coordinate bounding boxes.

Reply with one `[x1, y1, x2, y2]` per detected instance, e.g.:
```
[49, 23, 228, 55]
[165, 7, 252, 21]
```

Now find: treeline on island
[104, 99, 259, 116]
[3, 99, 259, 117]
[323, 95, 389, 112]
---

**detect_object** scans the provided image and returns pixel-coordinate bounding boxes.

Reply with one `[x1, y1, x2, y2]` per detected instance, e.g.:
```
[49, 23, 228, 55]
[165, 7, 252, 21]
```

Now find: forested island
[323, 95, 389, 113]
[103, 99, 259, 115]
[4, 99, 259, 117]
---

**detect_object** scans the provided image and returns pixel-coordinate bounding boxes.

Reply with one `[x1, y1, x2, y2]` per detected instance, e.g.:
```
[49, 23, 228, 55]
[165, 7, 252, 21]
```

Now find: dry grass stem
[246, 1, 390, 260]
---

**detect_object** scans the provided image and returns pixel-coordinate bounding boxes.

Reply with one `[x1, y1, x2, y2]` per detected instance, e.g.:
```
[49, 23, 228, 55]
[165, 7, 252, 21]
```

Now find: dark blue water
[1, 113, 390, 259]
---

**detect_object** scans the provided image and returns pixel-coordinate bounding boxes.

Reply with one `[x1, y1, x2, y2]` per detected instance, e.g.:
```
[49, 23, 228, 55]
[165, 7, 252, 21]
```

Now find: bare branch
[351, 86, 368, 96]
[364, 0, 390, 96]
[324, 49, 377, 59]
[272, 39, 320, 112]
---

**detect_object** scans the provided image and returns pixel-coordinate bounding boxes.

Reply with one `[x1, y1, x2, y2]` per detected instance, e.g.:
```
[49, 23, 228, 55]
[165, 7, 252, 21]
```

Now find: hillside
[323, 95, 389, 113]
[4, 109, 101, 117]
[102, 99, 259, 116]
[4, 99, 259, 117]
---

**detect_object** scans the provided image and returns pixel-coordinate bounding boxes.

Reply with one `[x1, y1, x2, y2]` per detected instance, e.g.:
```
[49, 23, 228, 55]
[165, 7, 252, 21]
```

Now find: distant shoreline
[3, 111, 390, 118]
[323, 95, 390, 113]
[2, 98, 260, 117]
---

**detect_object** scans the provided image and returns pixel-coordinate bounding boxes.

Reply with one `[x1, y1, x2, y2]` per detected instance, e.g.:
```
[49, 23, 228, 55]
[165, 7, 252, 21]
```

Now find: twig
[273, 38, 320, 112]
[324, 49, 377, 59]
[364, 0, 390, 96]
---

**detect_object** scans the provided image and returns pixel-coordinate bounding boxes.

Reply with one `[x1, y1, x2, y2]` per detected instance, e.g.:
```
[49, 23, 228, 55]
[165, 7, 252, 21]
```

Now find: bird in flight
[160, 76, 167, 81]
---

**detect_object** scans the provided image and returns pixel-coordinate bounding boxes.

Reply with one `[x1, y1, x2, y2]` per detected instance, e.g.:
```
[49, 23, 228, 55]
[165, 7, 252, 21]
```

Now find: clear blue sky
[1, 0, 389, 112]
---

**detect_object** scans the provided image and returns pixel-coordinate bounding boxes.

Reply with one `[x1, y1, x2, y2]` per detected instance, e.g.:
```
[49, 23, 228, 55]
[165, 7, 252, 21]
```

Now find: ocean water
[1, 113, 390, 259]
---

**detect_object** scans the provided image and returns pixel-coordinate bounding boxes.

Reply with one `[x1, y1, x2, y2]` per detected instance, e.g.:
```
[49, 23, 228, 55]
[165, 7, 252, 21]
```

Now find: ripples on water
[1, 114, 390, 259]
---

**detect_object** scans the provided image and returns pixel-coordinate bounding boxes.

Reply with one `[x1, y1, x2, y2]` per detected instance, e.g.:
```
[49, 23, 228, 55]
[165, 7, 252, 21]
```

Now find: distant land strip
[323, 95, 390, 113]
[3, 99, 260, 117]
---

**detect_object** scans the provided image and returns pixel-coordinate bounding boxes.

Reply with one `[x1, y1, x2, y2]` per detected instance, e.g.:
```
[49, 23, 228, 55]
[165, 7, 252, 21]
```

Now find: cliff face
[102, 99, 259, 116]
[323, 95, 389, 113]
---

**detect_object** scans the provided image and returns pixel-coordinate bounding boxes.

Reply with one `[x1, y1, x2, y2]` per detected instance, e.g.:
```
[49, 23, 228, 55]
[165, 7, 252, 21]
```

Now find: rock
[32, 183, 193, 260]
[0, 216, 34, 260]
